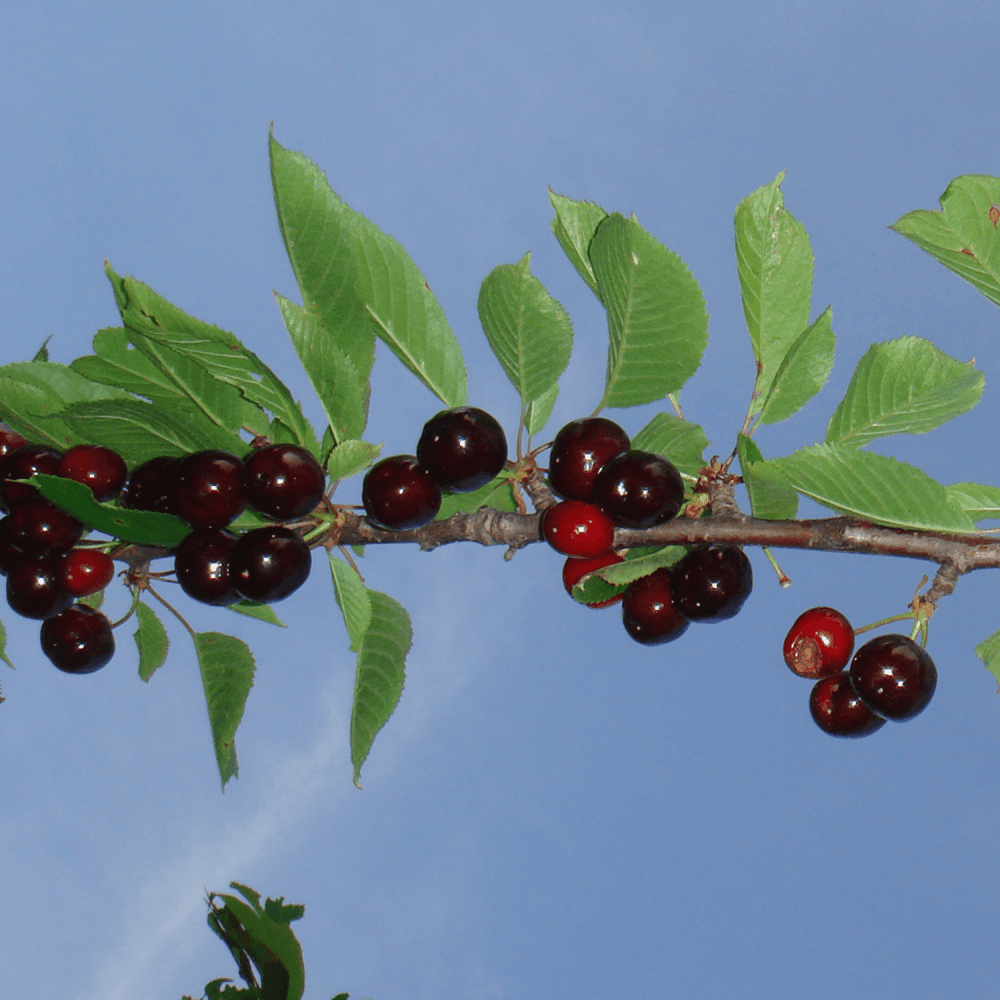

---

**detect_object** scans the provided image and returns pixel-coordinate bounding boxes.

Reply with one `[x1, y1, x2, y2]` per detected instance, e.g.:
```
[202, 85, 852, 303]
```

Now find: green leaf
[351, 591, 412, 788]
[597, 545, 688, 586]
[947, 482, 1000, 521]
[632, 413, 711, 480]
[326, 439, 383, 483]
[759, 443, 976, 532]
[569, 571, 628, 607]
[225, 600, 286, 627]
[975, 629, 1000, 690]
[891, 175, 1000, 307]
[591, 213, 709, 410]
[825, 336, 983, 447]
[477, 253, 573, 405]
[435, 474, 517, 518]
[737, 434, 799, 520]
[757, 307, 835, 425]
[194, 632, 256, 790]
[525, 382, 559, 438]
[275, 294, 370, 445]
[31, 474, 191, 546]
[328, 555, 372, 653]
[0, 616, 14, 670]
[734, 173, 815, 418]
[134, 601, 169, 682]
[33, 338, 51, 362]
[548, 190, 608, 298]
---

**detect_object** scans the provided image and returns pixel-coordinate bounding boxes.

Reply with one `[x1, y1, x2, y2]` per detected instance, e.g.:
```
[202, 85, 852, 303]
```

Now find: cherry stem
[854, 611, 913, 636]
[762, 547, 791, 587]
[109, 587, 142, 630]
[146, 583, 196, 638]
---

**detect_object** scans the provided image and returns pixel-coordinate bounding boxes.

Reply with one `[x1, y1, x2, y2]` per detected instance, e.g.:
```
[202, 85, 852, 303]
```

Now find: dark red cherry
[784, 607, 855, 679]
[6, 496, 85, 554]
[591, 450, 684, 529]
[122, 456, 181, 513]
[670, 544, 752, 622]
[849, 634, 938, 721]
[6, 556, 72, 619]
[229, 526, 311, 603]
[0, 517, 25, 575]
[416, 407, 508, 493]
[0, 424, 28, 459]
[56, 444, 128, 501]
[172, 451, 246, 529]
[0, 445, 62, 511]
[362, 455, 441, 530]
[174, 528, 241, 606]
[541, 500, 615, 558]
[621, 568, 690, 645]
[56, 548, 116, 597]
[809, 672, 887, 738]
[40, 604, 115, 674]
[562, 551, 625, 608]
[242, 444, 326, 520]
[548, 418, 630, 501]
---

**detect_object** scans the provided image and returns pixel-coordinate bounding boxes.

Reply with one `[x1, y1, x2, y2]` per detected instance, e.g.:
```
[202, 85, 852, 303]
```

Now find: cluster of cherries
[783, 606, 938, 737]
[0, 424, 326, 675]
[541, 417, 753, 644]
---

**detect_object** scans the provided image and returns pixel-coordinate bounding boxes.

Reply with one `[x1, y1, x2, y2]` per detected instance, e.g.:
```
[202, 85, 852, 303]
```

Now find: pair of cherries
[783, 606, 938, 737]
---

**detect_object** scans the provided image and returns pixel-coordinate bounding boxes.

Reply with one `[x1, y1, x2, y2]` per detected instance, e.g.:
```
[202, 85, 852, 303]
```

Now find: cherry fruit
[671, 544, 752, 622]
[40, 604, 115, 674]
[6, 497, 85, 555]
[417, 407, 508, 493]
[172, 450, 246, 529]
[122, 456, 181, 513]
[809, 672, 887, 738]
[229, 526, 311, 603]
[621, 568, 690, 645]
[56, 549, 115, 597]
[784, 607, 855, 679]
[591, 450, 684, 529]
[548, 418, 630, 501]
[561, 551, 625, 609]
[849, 633, 938, 721]
[6, 556, 72, 619]
[242, 444, 326, 520]
[57, 444, 128, 501]
[0, 445, 62, 511]
[175, 528, 241, 606]
[0, 424, 28, 459]
[541, 500, 615, 558]
[362, 455, 441, 530]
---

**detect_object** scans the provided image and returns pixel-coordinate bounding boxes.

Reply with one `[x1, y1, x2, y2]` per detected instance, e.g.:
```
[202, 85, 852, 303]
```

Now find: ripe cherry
[849, 634, 938, 721]
[809, 672, 887, 738]
[6, 556, 73, 619]
[6, 496, 85, 555]
[229, 526, 312, 603]
[56, 549, 116, 597]
[362, 455, 442, 530]
[56, 444, 128, 501]
[40, 604, 116, 674]
[671, 543, 752, 622]
[591, 450, 684, 529]
[621, 568, 690, 645]
[174, 529, 241, 606]
[562, 551, 626, 608]
[172, 450, 246, 529]
[541, 500, 615, 558]
[548, 418, 631, 501]
[242, 444, 326, 520]
[0, 518, 25, 575]
[0, 445, 62, 511]
[417, 407, 508, 493]
[122, 456, 181, 513]
[0, 424, 28, 459]
[784, 607, 855, 679]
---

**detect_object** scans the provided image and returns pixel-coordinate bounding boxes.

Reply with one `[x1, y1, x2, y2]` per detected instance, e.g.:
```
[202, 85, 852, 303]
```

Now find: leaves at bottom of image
[975, 630, 1000, 691]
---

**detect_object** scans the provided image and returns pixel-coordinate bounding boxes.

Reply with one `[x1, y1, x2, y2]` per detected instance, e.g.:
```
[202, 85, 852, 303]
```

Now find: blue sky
[3, 3, 1000, 998]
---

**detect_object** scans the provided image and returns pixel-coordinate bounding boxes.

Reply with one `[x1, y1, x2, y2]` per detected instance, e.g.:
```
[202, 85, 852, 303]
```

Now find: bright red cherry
[621, 568, 690, 645]
[362, 456, 442, 530]
[541, 500, 615, 558]
[56, 549, 116, 597]
[417, 407, 508, 493]
[671, 544, 752, 622]
[56, 444, 128, 501]
[172, 450, 246, 529]
[40, 604, 115, 674]
[849, 634, 938, 721]
[0, 445, 62, 511]
[242, 444, 326, 520]
[561, 551, 625, 608]
[548, 418, 630, 501]
[591, 450, 684, 529]
[784, 607, 855, 679]
[809, 672, 887, 738]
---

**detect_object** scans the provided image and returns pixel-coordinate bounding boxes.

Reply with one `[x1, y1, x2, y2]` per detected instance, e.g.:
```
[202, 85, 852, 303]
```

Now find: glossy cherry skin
[242, 444, 326, 520]
[56, 549, 116, 597]
[174, 528, 241, 606]
[548, 418, 630, 501]
[6, 497, 85, 555]
[40, 604, 115, 674]
[229, 526, 312, 603]
[417, 407, 508, 493]
[849, 634, 938, 721]
[56, 444, 128, 501]
[671, 544, 752, 622]
[591, 450, 684, 529]
[122, 456, 181, 513]
[0, 424, 28, 459]
[809, 672, 887, 738]
[784, 607, 855, 679]
[621, 568, 690, 645]
[0, 518, 25, 575]
[6, 556, 73, 619]
[362, 456, 442, 530]
[562, 551, 625, 608]
[0, 445, 62, 511]
[172, 451, 247, 529]
[541, 500, 615, 558]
